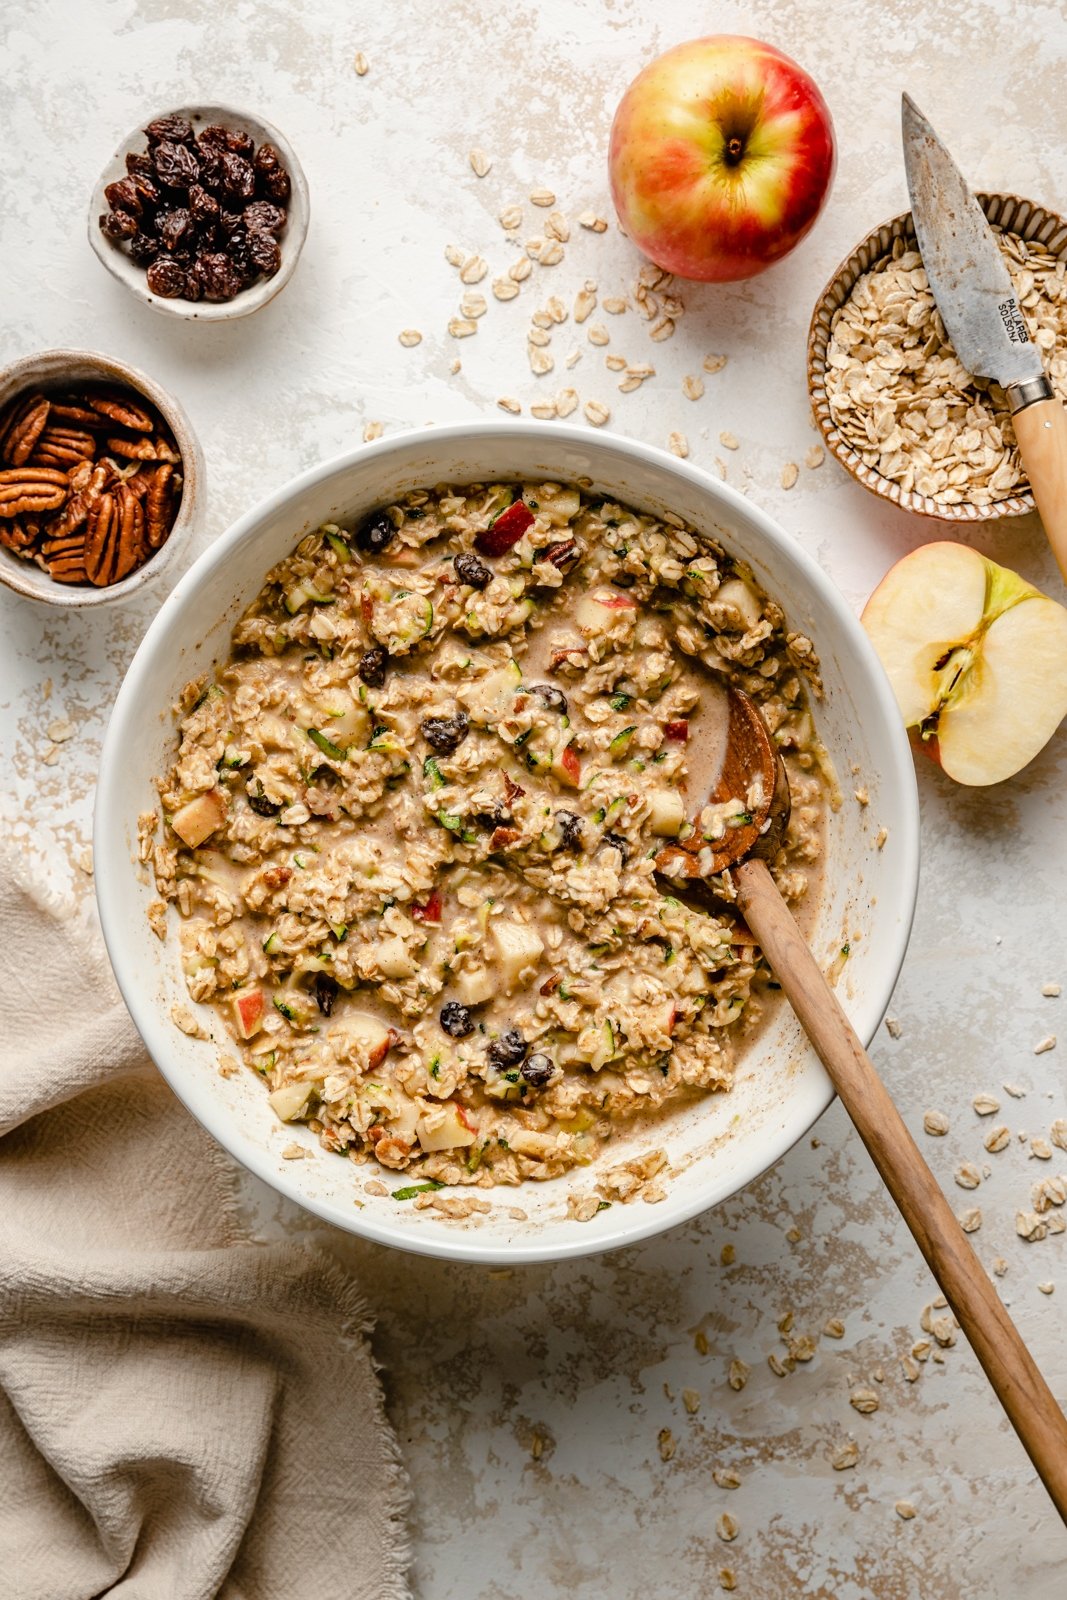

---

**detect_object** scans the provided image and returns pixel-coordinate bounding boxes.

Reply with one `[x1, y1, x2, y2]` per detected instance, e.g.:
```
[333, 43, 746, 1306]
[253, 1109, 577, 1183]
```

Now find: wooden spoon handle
[1012, 396, 1067, 585]
[735, 855, 1067, 1522]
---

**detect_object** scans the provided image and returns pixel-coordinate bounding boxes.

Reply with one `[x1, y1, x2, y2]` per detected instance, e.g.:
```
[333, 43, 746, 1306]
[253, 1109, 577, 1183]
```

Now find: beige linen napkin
[0, 853, 410, 1600]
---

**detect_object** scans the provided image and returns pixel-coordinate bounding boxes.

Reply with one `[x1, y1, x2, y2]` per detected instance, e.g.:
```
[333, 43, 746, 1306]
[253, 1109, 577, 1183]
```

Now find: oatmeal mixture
[149, 482, 826, 1189]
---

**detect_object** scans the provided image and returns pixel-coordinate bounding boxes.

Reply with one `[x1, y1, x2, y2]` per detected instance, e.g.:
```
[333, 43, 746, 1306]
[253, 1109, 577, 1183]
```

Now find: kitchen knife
[902, 93, 1067, 581]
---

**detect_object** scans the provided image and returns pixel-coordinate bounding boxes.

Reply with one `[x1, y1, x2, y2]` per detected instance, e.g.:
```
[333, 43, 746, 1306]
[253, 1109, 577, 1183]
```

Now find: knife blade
[901, 93, 1048, 400]
[902, 92, 1067, 583]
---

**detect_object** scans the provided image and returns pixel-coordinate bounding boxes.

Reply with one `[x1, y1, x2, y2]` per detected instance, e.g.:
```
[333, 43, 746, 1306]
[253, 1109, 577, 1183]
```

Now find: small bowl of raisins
[89, 106, 309, 320]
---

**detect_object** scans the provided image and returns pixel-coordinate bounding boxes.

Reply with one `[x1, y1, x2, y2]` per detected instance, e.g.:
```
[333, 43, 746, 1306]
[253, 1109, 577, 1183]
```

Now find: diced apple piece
[489, 918, 545, 991]
[335, 1011, 395, 1069]
[416, 1103, 478, 1152]
[319, 701, 369, 744]
[550, 740, 582, 787]
[647, 788, 686, 836]
[453, 965, 496, 1006]
[376, 937, 417, 979]
[716, 577, 763, 630]
[574, 589, 638, 638]
[458, 660, 523, 724]
[232, 987, 266, 1040]
[536, 487, 581, 526]
[269, 1081, 313, 1122]
[171, 789, 227, 848]
[862, 542, 1067, 786]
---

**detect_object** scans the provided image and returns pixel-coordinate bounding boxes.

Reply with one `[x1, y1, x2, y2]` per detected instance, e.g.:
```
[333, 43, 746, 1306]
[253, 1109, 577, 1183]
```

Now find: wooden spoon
[658, 687, 1067, 1523]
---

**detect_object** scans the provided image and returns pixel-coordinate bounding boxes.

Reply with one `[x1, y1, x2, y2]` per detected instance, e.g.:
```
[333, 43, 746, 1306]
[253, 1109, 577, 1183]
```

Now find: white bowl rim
[95, 421, 920, 1264]
[87, 102, 309, 323]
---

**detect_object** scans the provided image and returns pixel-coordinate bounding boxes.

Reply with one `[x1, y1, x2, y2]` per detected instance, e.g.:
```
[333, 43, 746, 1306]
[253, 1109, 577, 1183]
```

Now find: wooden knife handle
[1012, 395, 1067, 585]
[734, 854, 1067, 1524]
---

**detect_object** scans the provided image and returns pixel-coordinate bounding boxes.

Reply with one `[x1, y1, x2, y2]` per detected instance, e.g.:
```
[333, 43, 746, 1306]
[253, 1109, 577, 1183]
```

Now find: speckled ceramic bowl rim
[94, 423, 921, 1264]
[807, 192, 1067, 522]
[87, 103, 309, 322]
[0, 347, 203, 607]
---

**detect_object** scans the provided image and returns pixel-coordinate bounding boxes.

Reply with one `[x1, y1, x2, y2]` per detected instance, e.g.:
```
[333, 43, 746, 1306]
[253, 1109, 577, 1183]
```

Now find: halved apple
[861, 542, 1067, 785]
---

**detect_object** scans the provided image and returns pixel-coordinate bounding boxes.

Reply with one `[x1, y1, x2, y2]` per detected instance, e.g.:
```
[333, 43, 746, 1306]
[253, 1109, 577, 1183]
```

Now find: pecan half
[0, 467, 68, 517]
[48, 395, 103, 427]
[541, 538, 579, 571]
[106, 433, 180, 463]
[46, 550, 89, 585]
[0, 393, 50, 466]
[145, 462, 178, 547]
[87, 391, 153, 432]
[0, 516, 38, 553]
[84, 483, 145, 585]
[31, 426, 97, 470]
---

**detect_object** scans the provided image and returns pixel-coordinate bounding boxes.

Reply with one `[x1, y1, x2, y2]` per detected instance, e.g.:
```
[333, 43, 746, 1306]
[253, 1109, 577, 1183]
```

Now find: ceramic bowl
[94, 423, 920, 1263]
[88, 104, 309, 322]
[0, 348, 203, 607]
[807, 192, 1067, 521]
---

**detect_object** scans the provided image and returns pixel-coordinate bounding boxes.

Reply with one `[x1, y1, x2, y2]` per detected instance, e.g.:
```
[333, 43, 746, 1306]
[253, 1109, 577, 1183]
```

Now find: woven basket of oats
[808, 193, 1067, 520]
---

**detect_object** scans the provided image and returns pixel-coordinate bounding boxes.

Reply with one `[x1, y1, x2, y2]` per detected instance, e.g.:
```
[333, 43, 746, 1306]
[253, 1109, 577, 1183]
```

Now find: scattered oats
[895, 1500, 917, 1521]
[47, 718, 74, 742]
[539, 240, 565, 266]
[448, 317, 477, 339]
[805, 443, 826, 469]
[1050, 1118, 1067, 1151]
[567, 1193, 601, 1222]
[786, 1227, 802, 1243]
[605, 353, 627, 371]
[528, 345, 555, 376]
[649, 316, 675, 341]
[1042, 982, 1062, 997]
[448, 358, 461, 374]
[923, 1109, 950, 1136]
[930, 1315, 957, 1348]
[565, 347, 582, 369]
[526, 237, 545, 259]
[39, 744, 60, 766]
[530, 187, 556, 207]
[603, 296, 627, 314]
[875, 826, 889, 849]
[1004, 1082, 1027, 1098]
[991, 1256, 1009, 1277]
[831, 1439, 860, 1470]
[973, 1092, 1000, 1116]
[628, 361, 655, 379]
[668, 432, 689, 459]
[364, 1179, 388, 1196]
[545, 211, 570, 242]
[574, 286, 597, 323]
[1032, 1136, 1053, 1160]
[911, 1339, 931, 1361]
[531, 1430, 546, 1460]
[955, 1162, 982, 1189]
[1033, 1175, 1067, 1211]
[398, 328, 422, 347]
[885, 1016, 902, 1039]
[443, 243, 465, 267]
[721, 1244, 736, 1266]
[767, 1352, 791, 1377]
[657, 1427, 676, 1462]
[497, 397, 522, 415]
[824, 1318, 846, 1339]
[77, 846, 94, 876]
[461, 291, 487, 319]
[703, 353, 728, 374]
[719, 1570, 737, 1592]
[528, 326, 551, 347]
[716, 1513, 739, 1543]
[720, 430, 740, 450]
[682, 374, 705, 401]
[217, 1054, 238, 1079]
[781, 461, 800, 490]
[872, 1365, 885, 1383]
[353, 51, 369, 75]
[695, 1330, 710, 1356]
[985, 1123, 1011, 1153]
[363, 420, 384, 442]
[850, 1387, 880, 1414]
[499, 203, 523, 231]
[713, 1466, 742, 1489]
[492, 276, 520, 301]
[1035, 1035, 1057, 1054]
[555, 387, 579, 418]
[618, 376, 643, 393]
[777, 1311, 794, 1335]
[854, 786, 870, 805]
[901, 1356, 921, 1382]
[1017, 1210, 1049, 1242]
[587, 322, 610, 346]
[543, 296, 567, 323]
[584, 399, 610, 427]
[682, 1388, 701, 1415]
[460, 255, 488, 285]
[727, 1358, 749, 1391]
[1050, 1213, 1066, 1234]
[281, 1142, 308, 1160]
[1038, 1281, 1055, 1294]
[508, 1207, 528, 1221]
[789, 1335, 817, 1363]
[958, 1207, 982, 1233]
[468, 147, 491, 178]
[509, 255, 533, 283]
[530, 400, 557, 420]
[170, 1003, 208, 1040]
[578, 211, 609, 232]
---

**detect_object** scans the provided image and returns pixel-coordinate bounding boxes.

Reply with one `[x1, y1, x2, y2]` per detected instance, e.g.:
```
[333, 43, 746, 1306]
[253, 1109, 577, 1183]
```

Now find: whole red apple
[609, 35, 836, 282]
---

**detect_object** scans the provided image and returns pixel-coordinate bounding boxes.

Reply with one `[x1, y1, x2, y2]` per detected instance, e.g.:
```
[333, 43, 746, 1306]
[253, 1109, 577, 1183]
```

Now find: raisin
[440, 1001, 475, 1038]
[225, 128, 255, 158]
[355, 509, 396, 554]
[100, 209, 138, 240]
[254, 143, 291, 202]
[197, 125, 231, 153]
[521, 1053, 556, 1088]
[313, 972, 339, 1017]
[556, 810, 583, 849]
[129, 170, 162, 210]
[151, 139, 200, 188]
[603, 831, 629, 861]
[358, 646, 388, 687]
[243, 200, 286, 235]
[145, 114, 194, 145]
[193, 251, 242, 301]
[127, 232, 160, 265]
[158, 207, 194, 252]
[189, 184, 220, 225]
[487, 1029, 528, 1069]
[530, 683, 568, 714]
[146, 258, 189, 298]
[248, 230, 281, 276]
[126, 151, 156, 178]
[453, 550, 492, 589]
[104, 177, 142, 217]
[217, 207, 244, 237]
[421, 713, 470, 754]
[225, 229, 255, 284]
[219, 152, 255, 199]
[182, 268, 204, 302]
[247, 785, 281, 817]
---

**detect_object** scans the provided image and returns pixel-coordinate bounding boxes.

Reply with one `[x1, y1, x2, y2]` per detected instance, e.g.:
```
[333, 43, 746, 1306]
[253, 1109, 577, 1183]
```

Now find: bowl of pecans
[88, 106, 309, 320]
[0, 348, 203, 605]
[807, 193, 1067, 520]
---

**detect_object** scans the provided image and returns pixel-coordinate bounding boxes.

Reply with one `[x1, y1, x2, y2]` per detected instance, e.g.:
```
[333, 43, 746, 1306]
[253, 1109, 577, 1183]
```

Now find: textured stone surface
[3, 1, 1066, 1594]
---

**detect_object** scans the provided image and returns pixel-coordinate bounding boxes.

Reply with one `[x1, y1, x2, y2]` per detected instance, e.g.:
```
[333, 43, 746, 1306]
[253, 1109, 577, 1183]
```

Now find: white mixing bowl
[95, 423, 919, 1263]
